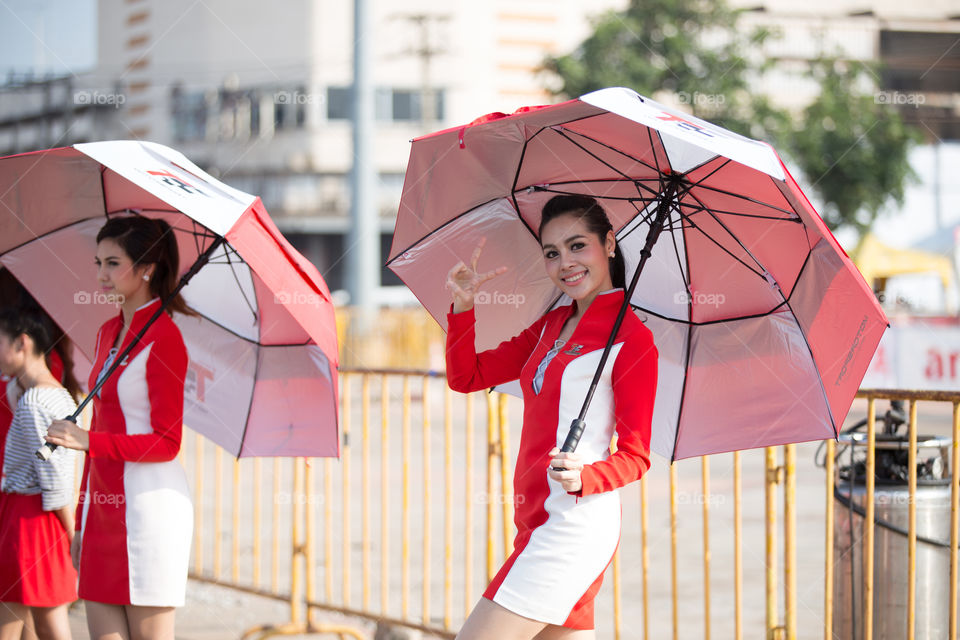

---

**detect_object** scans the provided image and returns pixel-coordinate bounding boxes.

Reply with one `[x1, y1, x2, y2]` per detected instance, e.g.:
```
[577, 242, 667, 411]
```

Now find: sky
[0, 0, 96, 79]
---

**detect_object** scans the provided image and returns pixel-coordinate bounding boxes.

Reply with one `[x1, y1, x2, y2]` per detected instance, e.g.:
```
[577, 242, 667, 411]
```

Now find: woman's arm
[53, 505, 75, 543]
[446, 307, 547, 393]
[86, 331, 188, 462]
[18, 398, 76, 512]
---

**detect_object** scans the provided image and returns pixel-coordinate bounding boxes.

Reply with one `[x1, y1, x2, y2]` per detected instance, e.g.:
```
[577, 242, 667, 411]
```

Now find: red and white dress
[446, 289, 658, 629]
[76, 298, 193, 606]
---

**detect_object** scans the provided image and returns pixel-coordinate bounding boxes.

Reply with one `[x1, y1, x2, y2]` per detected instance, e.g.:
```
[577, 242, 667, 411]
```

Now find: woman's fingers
[447, 280, 470, 302]
[547, 449, 583, 492]
[478, 265, 508, 285]
[447, 261, 466, 282]
[46, 420, 68, 440]
[449, 241, 507, 306]
[470, 237, 487, 272]
[45, 419, 89, 451]
[547, 467, 583, 493]
[549, 451, 582, 470]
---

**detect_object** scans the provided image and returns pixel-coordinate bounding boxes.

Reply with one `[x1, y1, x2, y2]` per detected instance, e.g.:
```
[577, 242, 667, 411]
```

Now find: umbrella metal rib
[546, 125, 804, 221]
[219, 241, 259, 326]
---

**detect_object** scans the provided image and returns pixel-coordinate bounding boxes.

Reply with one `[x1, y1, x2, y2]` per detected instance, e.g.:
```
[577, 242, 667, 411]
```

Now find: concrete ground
[65, 581, 386, 640]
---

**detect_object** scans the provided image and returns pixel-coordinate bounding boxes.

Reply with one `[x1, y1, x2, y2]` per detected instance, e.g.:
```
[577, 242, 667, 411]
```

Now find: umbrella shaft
[39, 236, 226, 459]
[560, 178, 679, 454]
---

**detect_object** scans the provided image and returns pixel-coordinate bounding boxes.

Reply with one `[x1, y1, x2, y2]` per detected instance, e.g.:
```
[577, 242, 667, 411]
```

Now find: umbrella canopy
[388, 87, 887, 461]
[0, 141, 339, 458]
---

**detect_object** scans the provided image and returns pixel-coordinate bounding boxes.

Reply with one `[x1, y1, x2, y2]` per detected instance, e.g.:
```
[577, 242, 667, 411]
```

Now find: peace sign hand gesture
[447, 238, 508, 313]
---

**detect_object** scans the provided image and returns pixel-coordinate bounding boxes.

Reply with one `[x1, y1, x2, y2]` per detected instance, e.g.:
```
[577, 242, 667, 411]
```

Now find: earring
[609, 251, 615, 258]
[143, 274, 150, 281]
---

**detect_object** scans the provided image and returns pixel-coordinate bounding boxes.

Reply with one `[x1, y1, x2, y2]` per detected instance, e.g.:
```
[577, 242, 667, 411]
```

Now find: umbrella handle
[36, 414, 77, 461]
[551, 418, 585, 471]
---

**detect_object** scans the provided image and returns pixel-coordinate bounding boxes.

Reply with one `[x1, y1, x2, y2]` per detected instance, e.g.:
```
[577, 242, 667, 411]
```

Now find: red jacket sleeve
[446, 307, 547, 393]
[87, 329, 188, 463]
[578, 326, 657, 496]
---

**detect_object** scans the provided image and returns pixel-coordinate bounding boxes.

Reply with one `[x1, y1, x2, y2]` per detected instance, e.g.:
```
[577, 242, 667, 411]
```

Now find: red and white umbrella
[389, 87, 887, 461]
[0, 141, 339, 458]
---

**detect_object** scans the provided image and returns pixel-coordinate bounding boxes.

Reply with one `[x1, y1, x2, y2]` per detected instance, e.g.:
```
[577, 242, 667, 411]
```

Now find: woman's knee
[28, 605, 71, 640]
[456, 598, 546, 640]
[123, 606, 175, 640]
[84, 601, 129, 640]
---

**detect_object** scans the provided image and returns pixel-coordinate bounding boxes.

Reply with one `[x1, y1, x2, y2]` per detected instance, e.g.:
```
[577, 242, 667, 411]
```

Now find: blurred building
[0, 0, 958, 295]
[30, 0, 625, 295]
[740, 0, 960, 141]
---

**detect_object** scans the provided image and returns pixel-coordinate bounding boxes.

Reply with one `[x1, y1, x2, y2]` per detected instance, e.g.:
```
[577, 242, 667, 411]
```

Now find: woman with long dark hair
[47, 216, 192, 640]
[446, 195, 658, 639]
[0, 304, 81, 640]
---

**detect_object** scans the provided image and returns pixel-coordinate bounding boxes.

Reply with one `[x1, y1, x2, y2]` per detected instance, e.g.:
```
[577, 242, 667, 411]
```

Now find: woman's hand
[446, 238, 507, 313]
[70, 535, 81, 571]
[548, 447, 583, 494]
[46, 419, 90, 452]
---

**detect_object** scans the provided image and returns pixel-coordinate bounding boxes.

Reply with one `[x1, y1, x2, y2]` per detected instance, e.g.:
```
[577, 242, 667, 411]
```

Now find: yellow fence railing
[173, 374, 960, 640]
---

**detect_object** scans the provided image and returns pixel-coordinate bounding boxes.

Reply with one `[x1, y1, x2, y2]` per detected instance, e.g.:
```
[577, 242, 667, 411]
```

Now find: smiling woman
[444, 195, 658, 640]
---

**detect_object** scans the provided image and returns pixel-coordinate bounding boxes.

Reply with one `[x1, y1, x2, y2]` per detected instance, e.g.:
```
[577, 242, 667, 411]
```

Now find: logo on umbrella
[186, 361, 215, 403]
[146, 169, 210, 197]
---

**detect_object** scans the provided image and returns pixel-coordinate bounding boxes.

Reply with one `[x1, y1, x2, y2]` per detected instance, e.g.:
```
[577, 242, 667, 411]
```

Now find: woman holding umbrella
[46, 216, 193, 640]
[446, 195, 659, 638]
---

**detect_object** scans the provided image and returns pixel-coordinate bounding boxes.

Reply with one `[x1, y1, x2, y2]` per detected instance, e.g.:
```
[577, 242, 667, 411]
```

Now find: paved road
[63, 395, 957, 639]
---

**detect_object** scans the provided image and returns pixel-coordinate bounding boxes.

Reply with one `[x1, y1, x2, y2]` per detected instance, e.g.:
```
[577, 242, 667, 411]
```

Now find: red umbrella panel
[389, 87, 888, 461]
[0, 141, 339, 458]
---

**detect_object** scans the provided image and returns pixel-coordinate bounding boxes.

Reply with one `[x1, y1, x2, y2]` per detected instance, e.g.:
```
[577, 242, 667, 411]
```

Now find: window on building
[327, 86, 351, 120]
[390, 89, 445, 122]
[274, 85, 308, 131]
[250, 98, 261, 136]
[326, 86, 445, 122]
[171, 88, 208, 142]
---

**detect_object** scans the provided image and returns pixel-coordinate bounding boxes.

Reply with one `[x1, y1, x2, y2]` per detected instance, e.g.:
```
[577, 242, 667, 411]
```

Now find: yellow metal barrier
[176, 376, 960, 639]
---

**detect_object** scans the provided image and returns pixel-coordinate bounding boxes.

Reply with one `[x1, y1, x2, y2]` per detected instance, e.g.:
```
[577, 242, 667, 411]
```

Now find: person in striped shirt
[0, 305, 81, 640]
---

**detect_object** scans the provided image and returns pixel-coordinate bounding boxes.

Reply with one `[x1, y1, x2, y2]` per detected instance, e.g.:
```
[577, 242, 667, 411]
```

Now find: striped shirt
[1, 383, 79, 511]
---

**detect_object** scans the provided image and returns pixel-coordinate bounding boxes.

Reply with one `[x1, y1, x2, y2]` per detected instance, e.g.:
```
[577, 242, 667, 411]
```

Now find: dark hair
[97, 216, 193, 316]
[538, 195, 626, 290]
[0, 305, 82, 399]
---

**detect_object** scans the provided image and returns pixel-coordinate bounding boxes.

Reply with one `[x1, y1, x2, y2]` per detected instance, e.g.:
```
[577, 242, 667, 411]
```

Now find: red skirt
[0, 491, 78, 606]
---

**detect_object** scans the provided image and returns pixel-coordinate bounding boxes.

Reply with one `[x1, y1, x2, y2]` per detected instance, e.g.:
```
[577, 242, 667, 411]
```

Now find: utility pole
[348, 0, 378, 318]
[395, 13, 448, 134]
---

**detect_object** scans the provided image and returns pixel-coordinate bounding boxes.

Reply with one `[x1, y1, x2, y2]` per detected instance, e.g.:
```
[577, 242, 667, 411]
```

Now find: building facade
[0, 0, 957, 295]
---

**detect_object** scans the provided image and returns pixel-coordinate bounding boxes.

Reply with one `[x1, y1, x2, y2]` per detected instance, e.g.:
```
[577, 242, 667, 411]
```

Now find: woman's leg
[0, 602, 27, 640]
[123, 606, 175, 640]
[20, 610, 38, 640]
[456, 598, 547, 640]
[85, 602, 129, 640]
[533, 626, 595, 640]
[28, 605, 71, 640]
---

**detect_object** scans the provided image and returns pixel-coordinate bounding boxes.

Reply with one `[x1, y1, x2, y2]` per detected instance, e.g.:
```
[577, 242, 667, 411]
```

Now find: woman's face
[0, 331, 24, 378]
[540, 213, 616, 303]
[95, 238, 151, 305]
